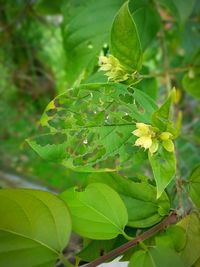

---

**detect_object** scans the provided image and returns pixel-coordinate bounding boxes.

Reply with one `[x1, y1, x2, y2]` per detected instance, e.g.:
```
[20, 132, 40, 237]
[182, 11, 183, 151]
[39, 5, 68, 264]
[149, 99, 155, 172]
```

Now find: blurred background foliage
[0, 0, 199, 190]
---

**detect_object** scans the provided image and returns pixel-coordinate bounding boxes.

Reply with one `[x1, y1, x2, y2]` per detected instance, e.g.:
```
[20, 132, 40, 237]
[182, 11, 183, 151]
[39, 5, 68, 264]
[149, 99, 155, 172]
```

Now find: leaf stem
[122, 231, 133, 241]
[85, 212, 178, 267]
[59, 254, 74, 267]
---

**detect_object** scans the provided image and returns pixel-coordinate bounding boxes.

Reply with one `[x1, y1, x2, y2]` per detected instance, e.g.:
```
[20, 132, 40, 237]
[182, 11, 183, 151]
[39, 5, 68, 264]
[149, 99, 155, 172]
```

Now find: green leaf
[77, 239, 115, 262]
[62, 0, 125, 86]
[60, 183, 128, 240]
[130, 1, 161, 51]
[27, 83, 157, 172]
[88, 173, 170, 228]
[151, 89, 176, 132]
[34, 0, 63, 15]
[149, 147, 176, 198]
[182, 70, 200, 98]
[0, 189, 71, 267]
[155, 225, 186, 252]
[194, 257, 200, 267]
[189, 164, 200, 209]
[178, 213, 200, 267]
[129, 246, 185, 267]
[111, 1, 142, 71]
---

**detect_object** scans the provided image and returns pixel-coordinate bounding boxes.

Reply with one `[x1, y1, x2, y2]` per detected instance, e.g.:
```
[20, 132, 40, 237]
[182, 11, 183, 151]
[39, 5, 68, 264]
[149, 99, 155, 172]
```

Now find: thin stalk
[59, 254, 74, 267]
[85, 212, 178, 267]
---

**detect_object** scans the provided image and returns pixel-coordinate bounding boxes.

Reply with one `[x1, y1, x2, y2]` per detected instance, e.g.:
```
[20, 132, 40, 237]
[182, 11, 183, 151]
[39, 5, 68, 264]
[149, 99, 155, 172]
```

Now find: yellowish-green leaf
[0, 189, 71, 267]
[60, 183, 128, 240]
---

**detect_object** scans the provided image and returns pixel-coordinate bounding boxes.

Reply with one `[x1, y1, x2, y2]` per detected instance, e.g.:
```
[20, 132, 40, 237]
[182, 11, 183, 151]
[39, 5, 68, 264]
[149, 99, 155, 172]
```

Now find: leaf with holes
[88, 173, 170, 228]
[111, 1, 142, 71]
[60, 183, 128, 240]
[0, 189, 71, 267]
[27, 83, 157, 172]
[61, 0, 125, 86]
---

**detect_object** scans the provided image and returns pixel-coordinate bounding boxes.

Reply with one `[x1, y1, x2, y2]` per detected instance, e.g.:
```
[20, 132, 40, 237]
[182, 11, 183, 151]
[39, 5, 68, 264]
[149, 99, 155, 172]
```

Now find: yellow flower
[132, 123, 174, 154]
[99, 55, 129, 82]
[132, 123, 158, 153]
[135, 136, 152, 149]
[133, 123, 152, 137]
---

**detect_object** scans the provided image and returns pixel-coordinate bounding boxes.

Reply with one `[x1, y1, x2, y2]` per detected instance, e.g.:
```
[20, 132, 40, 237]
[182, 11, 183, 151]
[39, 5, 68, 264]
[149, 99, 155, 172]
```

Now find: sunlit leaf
[0, 189, 71, 267]
[88, 173, 170, 228]
[60, 183, 128, 240]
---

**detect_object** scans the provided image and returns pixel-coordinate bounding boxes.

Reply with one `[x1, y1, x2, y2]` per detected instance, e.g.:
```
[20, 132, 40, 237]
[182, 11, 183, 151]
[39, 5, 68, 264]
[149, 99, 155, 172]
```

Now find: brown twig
[85, 212, 178, 267]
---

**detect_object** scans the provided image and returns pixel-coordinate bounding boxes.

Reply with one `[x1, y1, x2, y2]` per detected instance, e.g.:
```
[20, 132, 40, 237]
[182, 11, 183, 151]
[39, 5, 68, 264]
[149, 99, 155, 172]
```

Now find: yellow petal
[136, 123, 151, 135]
[132, 129, 143, 137]
[135, 136, 152, 149]
[149, 139, 159, 154]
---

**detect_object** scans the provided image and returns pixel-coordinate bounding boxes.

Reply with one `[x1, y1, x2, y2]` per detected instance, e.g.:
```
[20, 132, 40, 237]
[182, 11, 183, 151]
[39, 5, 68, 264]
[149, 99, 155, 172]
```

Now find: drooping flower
[99, 55, 129, 82]
[132, 123, 158, 153]
[132, 123, 174, 154]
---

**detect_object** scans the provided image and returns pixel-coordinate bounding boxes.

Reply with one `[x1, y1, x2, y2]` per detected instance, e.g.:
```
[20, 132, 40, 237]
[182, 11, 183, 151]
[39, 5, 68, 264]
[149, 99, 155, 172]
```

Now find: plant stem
[85, 212, 178, 267]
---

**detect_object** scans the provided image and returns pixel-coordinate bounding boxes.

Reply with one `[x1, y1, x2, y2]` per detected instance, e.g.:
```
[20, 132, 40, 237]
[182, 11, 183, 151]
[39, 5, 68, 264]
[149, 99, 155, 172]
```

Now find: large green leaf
[189, 164, 200, 209]
[129, 246, 185, 267]
[111, 1, 142, 71]
[60, 183, 128, 240]
[61, 0, 125, 86]
[178, 213, 200, 267]
[0, 189, 71, 267]
[88, 173, 170, 228]
[149, 147, 176, 198]
[27, 83, 157, 172]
